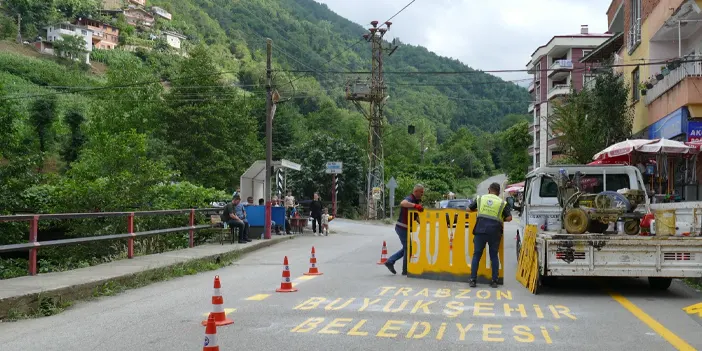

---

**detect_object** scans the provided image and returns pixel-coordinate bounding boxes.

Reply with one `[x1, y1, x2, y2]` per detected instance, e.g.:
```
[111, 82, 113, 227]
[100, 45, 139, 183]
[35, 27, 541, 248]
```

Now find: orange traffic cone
[377, 241, 388, 265]
[276, 256, 298, 292]
[202, 275, 234, 326]
[303, 246, 323, 276]
[203, 314, 220, 351]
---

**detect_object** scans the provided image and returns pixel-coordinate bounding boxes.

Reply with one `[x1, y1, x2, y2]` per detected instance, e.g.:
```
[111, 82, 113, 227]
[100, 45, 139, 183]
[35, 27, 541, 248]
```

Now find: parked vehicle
[516, 164, 702, 290]
[443, 199, 473, 228]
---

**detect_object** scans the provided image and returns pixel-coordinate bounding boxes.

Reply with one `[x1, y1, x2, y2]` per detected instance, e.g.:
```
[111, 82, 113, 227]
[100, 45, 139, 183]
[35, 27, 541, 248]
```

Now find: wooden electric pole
[264, 38, 273, 239]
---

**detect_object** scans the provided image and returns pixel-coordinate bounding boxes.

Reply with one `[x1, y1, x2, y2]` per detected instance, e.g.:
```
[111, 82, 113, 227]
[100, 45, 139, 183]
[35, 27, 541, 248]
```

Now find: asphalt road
[477, 174, 508, 195]
[1, 219, 701, 351]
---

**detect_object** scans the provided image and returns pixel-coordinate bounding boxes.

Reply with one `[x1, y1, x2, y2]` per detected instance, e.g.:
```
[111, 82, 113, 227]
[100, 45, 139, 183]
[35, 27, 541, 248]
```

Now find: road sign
[386, 177, 398, 219]
[325, 162, 343, 174]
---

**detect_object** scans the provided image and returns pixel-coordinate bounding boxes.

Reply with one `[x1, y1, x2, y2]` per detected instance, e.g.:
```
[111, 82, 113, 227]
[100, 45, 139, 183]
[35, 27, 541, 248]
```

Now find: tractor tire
[564, 208, 590, 234]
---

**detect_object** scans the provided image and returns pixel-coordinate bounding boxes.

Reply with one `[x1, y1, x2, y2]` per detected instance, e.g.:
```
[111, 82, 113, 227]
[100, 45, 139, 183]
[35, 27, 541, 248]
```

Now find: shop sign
[688, 121, 702, 142]
[649, 107, 688, 140]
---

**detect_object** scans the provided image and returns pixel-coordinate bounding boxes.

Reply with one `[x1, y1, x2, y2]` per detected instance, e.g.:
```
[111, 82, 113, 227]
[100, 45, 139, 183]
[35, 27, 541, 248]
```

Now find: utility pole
[346, 20, 397, 220]
[264, 38, 273, 240]
[16, 14, 22, 44]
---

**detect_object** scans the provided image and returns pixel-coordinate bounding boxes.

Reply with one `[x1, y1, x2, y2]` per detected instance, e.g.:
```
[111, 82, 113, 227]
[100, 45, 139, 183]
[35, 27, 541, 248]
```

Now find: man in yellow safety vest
[468, 182, 512, 288]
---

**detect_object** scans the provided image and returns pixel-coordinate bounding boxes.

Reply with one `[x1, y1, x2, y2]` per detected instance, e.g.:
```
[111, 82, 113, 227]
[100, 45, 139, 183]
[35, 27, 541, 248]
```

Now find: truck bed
[535, 232, 702, 278]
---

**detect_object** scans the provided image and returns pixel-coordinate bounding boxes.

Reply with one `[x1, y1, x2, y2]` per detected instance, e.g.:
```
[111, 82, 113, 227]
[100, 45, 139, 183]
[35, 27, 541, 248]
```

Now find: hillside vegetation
[0, 0, 531, 278]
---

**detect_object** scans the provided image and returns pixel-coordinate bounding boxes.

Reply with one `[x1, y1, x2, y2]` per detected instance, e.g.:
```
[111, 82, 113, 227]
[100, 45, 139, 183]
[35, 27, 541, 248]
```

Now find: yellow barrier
[405, 209, 504, 284]
[515, 224, 540, 294]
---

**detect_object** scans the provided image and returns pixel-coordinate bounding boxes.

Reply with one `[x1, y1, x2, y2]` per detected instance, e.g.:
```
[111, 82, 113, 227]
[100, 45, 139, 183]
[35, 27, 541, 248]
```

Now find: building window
[628, 0, 641, 53]
[583, 49, 592, 57]
[81, 30, 87, 35]
[632, 67, 640, 102]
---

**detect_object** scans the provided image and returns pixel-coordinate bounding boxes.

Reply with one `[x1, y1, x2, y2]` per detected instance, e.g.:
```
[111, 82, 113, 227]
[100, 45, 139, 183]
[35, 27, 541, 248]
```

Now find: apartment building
[43, 23, 93, 64]
[525, 25, 612, 169]
[74, 18, 120, 50]
[587, 0, 702, 142]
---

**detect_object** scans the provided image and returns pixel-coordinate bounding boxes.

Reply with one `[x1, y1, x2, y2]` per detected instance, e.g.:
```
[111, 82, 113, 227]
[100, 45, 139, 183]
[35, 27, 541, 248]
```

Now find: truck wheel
[648, 277, 673, 290]
[624, 220, 640, 235]
[564, 208, 590, 234]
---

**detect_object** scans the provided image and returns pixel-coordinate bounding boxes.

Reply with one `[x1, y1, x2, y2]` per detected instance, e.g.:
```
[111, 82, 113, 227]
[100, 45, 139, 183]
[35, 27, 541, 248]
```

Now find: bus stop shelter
[239, 159, 302, 201]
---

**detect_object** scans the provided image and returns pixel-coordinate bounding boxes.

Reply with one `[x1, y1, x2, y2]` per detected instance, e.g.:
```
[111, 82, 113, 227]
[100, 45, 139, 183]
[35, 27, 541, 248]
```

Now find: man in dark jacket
[385, 184, 424, 276]
[468, 182, 512, 288]
[309, 192, 323, 236]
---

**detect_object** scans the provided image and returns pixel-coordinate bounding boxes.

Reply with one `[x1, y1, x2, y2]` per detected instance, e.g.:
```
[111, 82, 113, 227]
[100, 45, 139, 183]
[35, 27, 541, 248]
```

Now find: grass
[683, 278, 702, 291]
[1, 249, 243, 321]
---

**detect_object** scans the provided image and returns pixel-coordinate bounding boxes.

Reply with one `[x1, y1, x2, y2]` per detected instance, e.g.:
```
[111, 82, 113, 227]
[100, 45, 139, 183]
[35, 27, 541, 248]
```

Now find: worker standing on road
[384, 184, 424, 276]
[468, 182, 512, 288]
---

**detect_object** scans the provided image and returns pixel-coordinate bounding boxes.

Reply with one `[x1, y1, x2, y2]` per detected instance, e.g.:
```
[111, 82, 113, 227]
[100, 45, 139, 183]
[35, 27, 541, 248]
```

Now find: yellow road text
[290, 317, 556, 343]
[378, 286, 513, 300]
[292, 296, 576, 320]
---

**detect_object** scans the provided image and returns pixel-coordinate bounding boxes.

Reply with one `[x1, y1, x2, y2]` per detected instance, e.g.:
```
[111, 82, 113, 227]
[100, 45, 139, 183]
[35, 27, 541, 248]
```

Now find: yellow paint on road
[608, 291, 696, 351]
[683, 302, 702, 317]
[202, 308, 236, 317]
[296, 275, 317, 281]
[246, 294, 271, 301]
[291, 296, 575, 320]
[289, 317, 557, 343]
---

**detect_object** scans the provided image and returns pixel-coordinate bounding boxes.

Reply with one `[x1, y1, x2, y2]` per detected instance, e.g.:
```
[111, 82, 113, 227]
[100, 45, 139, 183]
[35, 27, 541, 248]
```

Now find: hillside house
[162, 31, 186, 49]
[43, 23, 93, 64]
[102, 0, 145, 9]
[74, 18, 120, 50]
[151, 6, 172, 20]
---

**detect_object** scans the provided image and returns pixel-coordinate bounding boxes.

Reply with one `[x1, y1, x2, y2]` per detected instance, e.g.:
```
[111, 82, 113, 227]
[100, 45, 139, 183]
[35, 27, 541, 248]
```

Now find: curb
[0, 235, 295, 320]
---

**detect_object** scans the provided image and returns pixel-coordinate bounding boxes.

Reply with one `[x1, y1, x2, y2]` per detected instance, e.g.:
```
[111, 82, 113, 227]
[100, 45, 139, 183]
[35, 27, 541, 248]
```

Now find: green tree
[161, 45, 262, 190]
[54, 0, 100, 19]
[29, 95, 58, 153]
[286, 132, 365, 210]
[60, 109, 85, 166]
[2, 0, 56, 39]
[500, 121, 531, 183]
[53, 34, 89, 63]
[550, 68, 632, 163]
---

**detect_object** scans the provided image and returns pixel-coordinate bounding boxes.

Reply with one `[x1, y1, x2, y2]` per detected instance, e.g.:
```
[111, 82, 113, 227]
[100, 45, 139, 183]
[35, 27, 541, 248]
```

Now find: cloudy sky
[314, 0, 613, 83]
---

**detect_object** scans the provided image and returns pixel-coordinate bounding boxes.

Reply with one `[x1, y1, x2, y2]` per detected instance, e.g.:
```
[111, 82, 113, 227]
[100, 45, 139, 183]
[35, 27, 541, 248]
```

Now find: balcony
[548, 59, 573, 80]
[547, 84, 569, 100]
[644, 58, 702, 105]
[527, 102, 535, 113]
[528, 81, 535, 93]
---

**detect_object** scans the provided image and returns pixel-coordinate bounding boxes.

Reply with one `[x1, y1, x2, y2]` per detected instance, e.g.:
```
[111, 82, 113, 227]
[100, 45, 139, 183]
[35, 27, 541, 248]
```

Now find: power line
[274, 57, 702, 76]
[282, 0, 419, 89]
[4, 55, 674, 102]
[381, 0, 418, 25]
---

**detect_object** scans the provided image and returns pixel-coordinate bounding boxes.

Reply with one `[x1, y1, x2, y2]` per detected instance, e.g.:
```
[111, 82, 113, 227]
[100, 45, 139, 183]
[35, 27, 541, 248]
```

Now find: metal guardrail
[0, 208, 223, 276]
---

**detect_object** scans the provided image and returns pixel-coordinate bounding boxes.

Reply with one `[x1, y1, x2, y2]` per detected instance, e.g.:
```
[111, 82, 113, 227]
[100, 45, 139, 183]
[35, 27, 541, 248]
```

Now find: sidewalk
[0, 235, 295, 319]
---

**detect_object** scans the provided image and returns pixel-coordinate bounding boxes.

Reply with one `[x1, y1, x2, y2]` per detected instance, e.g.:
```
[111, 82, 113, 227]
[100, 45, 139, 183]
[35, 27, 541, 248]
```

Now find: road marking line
[246, 294, 271, 301]
[202, 308, 236, 317]
[683, 302, 702, 317]
[296, 275, 317, 281]
[608, 291, 696, 351]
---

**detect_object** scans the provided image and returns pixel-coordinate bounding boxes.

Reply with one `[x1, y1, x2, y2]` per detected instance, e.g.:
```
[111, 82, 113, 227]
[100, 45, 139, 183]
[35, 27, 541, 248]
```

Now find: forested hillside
[0, 0, 532, 278]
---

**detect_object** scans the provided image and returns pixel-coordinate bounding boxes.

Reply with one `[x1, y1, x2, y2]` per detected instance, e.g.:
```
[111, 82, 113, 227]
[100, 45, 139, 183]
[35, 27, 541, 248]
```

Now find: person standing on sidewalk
[309, 192, 323, 236]
[467, 182, 512, 288]
[384, 184, 424, 276]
